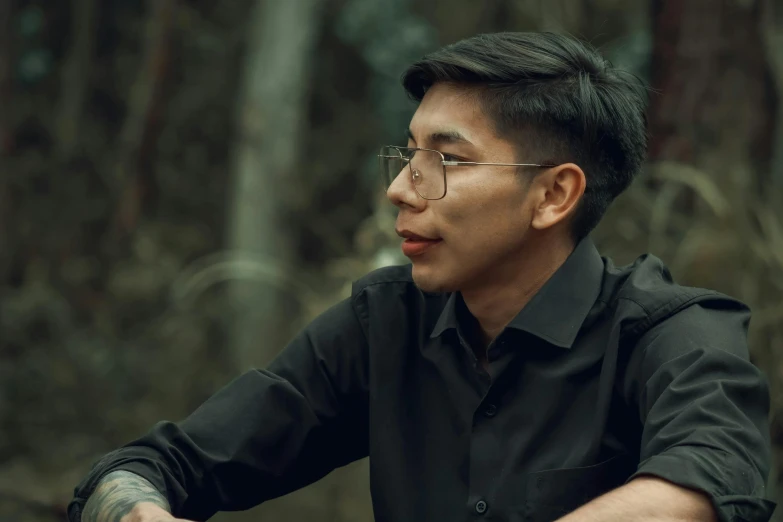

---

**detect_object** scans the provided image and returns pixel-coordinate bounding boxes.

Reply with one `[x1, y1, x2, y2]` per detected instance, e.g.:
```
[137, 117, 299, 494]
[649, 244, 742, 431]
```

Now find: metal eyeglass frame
[379, 145, 557, 200]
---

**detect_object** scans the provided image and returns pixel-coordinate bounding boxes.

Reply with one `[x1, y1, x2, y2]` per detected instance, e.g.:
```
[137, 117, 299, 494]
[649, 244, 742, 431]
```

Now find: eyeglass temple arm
[443, 161, 555, 167]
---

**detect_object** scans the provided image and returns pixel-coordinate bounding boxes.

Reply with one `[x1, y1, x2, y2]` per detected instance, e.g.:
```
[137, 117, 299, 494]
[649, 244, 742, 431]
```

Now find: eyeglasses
[378, 146, 556, 200]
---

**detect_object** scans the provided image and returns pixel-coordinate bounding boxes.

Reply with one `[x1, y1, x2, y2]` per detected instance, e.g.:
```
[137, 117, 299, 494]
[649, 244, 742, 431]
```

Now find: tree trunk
[54, 0, 98, 159]
[227, 0, 324, 370]
[113, 0, 177, 234]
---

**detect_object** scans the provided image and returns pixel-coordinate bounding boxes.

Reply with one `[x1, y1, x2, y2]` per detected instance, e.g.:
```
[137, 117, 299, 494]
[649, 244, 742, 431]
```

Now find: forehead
[408, 83, 497, 144]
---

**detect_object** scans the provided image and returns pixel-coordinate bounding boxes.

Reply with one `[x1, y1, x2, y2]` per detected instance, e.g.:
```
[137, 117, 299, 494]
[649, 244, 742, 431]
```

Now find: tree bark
[227, 0, 325, 369]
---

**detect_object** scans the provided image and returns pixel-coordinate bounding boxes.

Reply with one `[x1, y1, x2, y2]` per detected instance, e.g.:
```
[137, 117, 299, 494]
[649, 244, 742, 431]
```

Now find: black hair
[402, 32, 648, 241]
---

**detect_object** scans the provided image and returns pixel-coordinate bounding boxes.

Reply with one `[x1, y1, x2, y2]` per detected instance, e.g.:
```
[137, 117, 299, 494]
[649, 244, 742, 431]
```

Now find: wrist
[123, 502, 172, 522]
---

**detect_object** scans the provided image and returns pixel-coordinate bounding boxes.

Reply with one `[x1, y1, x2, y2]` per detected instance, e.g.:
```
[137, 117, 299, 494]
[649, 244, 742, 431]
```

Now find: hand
[122, 502, 194, 522]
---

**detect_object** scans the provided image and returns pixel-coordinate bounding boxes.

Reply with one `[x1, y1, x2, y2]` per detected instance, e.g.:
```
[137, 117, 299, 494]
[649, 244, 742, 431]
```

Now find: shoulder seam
[617, 296, 651, 316]
[624, 290, 724, 340]
[647, 289, 722, 318]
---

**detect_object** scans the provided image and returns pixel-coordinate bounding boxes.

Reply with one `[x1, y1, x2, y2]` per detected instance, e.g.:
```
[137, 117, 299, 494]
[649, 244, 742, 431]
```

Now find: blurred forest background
[1, 0, 783, 521]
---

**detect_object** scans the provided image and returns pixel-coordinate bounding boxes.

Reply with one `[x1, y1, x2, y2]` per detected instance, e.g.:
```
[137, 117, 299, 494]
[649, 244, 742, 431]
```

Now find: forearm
[556, 476, 717, 522]
[81, 470, 171, 522]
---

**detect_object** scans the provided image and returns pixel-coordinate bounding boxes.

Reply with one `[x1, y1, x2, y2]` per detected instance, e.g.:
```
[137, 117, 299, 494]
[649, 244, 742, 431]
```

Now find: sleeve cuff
[628, 449, 776, 522]
[67, 451, 175, 522]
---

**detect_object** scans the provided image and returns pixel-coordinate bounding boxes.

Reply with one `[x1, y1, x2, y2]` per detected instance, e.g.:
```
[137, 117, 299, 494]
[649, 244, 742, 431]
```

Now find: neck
[460, 233, 575, 349]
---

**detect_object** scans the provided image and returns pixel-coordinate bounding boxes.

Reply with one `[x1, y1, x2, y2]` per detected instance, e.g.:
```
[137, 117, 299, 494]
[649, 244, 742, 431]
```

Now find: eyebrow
[406, 127, 473, 146]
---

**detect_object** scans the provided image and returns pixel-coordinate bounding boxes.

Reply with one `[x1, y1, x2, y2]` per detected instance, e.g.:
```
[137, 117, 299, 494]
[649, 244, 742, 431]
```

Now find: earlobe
[530, 163, 586, 231]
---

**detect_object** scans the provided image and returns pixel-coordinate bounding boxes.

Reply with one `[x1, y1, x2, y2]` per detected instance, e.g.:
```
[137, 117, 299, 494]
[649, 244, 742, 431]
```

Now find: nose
[387, 165, 426, 211]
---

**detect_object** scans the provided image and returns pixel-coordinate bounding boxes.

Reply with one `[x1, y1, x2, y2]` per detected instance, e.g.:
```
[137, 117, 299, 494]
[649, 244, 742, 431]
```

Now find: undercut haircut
[402, 32, 649, 241]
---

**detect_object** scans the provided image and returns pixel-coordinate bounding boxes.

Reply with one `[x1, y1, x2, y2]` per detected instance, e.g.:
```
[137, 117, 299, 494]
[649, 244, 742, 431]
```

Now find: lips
[396, 229, 442, 257]
[401, 237, 442, 256]
[397, 229, 438, 241]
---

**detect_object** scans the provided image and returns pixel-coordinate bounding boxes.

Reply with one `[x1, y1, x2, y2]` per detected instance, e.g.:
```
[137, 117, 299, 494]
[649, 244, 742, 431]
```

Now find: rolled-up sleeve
[68, 296, 370, 522]
[624, 300, 776, 522]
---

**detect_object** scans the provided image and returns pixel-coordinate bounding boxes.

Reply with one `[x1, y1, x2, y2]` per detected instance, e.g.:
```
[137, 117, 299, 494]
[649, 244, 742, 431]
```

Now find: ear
[529, 163, 586, 231]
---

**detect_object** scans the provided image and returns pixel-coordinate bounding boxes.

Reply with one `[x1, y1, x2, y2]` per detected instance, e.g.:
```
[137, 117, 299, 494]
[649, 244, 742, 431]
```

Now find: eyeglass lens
[378, 147, 445, 199]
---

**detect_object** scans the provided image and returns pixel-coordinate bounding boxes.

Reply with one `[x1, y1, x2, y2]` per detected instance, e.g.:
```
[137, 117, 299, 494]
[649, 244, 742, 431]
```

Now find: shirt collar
[429, 237, 605, 349]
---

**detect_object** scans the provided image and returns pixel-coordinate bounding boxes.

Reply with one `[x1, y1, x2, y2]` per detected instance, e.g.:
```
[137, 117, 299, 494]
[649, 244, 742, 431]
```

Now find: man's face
[387, 82, 541, 293]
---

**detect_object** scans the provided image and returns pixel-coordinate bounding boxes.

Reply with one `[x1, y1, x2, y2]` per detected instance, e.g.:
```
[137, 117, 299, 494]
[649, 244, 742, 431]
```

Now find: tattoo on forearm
[81, 470, 171, 522]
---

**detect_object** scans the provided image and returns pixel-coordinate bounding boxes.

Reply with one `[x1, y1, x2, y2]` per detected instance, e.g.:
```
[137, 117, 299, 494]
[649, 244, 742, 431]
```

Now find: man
[69, 32, 775, 522]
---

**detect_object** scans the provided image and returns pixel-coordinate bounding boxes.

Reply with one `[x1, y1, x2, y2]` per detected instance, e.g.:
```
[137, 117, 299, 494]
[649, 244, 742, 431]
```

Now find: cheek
[438, 180, 530, 248]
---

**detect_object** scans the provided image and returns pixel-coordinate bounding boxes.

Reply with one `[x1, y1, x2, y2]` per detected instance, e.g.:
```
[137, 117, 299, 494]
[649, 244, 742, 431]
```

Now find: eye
[442, 153, 461, 162]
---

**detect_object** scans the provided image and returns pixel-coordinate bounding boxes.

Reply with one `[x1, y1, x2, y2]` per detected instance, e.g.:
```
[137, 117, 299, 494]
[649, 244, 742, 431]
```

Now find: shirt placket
[463, 335, 515, 519]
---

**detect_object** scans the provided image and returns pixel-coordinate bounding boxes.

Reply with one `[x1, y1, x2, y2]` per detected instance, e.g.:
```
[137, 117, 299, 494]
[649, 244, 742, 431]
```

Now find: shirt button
[475, 499, 488, 514]
[483, 404, 498, 417]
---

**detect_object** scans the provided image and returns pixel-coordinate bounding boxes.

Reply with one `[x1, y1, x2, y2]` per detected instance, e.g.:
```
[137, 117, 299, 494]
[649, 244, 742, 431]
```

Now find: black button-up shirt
[69, 239, 775, 522]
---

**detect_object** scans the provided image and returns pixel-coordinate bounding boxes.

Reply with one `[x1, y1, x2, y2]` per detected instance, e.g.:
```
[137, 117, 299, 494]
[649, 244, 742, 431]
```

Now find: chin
[410, 263, 461, 293]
